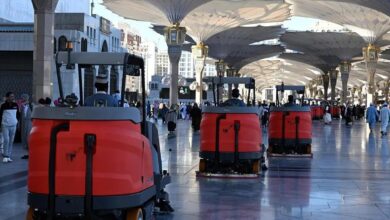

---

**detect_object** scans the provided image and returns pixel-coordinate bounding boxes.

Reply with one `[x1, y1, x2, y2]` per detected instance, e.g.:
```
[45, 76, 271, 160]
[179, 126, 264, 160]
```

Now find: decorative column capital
[32, 0, 59, 13]
[192, 42, 208, 59]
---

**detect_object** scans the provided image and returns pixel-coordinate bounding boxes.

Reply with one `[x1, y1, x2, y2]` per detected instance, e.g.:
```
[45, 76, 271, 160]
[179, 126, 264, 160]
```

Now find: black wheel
[252, 160, 260, 174]
[26, 208, 33, 220]
[306, 144, 312, 154]
[126, 208, 144, 220]
[199, 159, 206, 172]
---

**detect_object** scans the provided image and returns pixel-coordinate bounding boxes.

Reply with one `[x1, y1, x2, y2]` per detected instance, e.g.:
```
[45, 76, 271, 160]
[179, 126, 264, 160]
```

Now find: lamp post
[339, 61, 351, 105]
[192, 42, 209, 105]
[66, 40, 74, 69]
[215, 60, 226, 101]
[164, 23, 186, 106]
[363, 43, 380, 105]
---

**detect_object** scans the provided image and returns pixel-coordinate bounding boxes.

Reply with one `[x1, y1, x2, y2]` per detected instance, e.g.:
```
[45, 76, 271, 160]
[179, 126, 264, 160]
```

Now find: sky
[95, 1, 321, 50]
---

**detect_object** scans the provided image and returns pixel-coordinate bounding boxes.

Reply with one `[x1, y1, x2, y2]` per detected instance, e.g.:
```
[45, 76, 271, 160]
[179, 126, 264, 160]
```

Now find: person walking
[0, 92, 20, 163]
[380, 103, 390, 136]
[344, 104, 353, 126]
[165, 105, 178, 136]
[366, 103, 378, 131]
[190, 103, 202, 131]
[180, 103, 187, 120]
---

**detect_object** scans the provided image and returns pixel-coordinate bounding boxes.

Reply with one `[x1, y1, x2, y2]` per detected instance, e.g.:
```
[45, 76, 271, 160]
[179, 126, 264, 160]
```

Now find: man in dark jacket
[0, 92, 20, 163]
[85, 74, 118, 107]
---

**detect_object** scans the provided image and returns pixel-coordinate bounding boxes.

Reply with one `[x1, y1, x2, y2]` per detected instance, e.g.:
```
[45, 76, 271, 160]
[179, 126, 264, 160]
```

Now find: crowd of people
[366, 102, 390, 136]
[3, 76, 390, 164]
[146, 101, 203, 135]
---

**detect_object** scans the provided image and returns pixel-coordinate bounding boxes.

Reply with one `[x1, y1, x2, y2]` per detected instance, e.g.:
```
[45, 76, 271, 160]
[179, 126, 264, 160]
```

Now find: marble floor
[1, 119, 390, 220]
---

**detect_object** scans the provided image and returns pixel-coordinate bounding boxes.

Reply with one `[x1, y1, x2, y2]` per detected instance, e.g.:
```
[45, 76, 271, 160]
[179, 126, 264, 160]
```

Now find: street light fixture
[66, 40, 74, 69]
[339, 61, 351, 73]
[215, 60, 226, 77]
[164, 23, 186, 46]
[363, 43, 380, 62]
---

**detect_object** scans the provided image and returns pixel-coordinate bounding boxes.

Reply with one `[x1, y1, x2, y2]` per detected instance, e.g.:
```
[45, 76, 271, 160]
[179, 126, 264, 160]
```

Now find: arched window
[58, 36, 67, 51]
[53, 37, 57, 53]
[101, 40, 108, 52]
[81, 38, 88, 52]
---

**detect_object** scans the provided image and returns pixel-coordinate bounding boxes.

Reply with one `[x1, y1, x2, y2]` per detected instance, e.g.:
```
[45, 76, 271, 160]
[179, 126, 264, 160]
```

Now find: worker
[84, 74, 118, 107]
[380, 103, 390, 136]
[220, 88, 245, 107]
[366, 103, 378, 132]
[284, 95, 296, 107]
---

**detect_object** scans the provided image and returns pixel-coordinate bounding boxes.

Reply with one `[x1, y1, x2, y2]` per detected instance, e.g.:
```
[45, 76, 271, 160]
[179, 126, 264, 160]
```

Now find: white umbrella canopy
[104, 0, 291, 43]
[279, 53, 339, 74]
[240, 59, 318, 88]
[341, 61, 390, 87]
[308, 0, 390, 17]
[153, 25, 286, 60]
[103, 0, 212, 25]
[182, 0, 291, 43]
[288, 0, 390, 43]
[280, 31, 365, 61]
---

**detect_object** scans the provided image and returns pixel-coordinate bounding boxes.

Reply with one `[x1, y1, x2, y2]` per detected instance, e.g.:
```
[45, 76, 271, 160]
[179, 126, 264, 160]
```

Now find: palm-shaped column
[164, 24, 187, 105]
[307, 81, 315, 99]
[363, 44, 381, 104]
[384, 80, 390, 103]
[339, 61, 351, 104]
[31, 0, 59, 101]
[322, 73, 330, 101]
[329, 70, 339, 101]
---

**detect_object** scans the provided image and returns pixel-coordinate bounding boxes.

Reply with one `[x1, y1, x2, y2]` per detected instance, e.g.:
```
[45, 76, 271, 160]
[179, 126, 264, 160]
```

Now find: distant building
[156, 50, 216, 78]
[156, 51, 170, 76]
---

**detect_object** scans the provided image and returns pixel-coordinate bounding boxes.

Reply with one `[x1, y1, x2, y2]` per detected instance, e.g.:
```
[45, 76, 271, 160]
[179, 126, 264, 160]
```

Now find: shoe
[7, 158, 12, 162]
[2, 157, 8, 163]
[21, 155, 29, 159]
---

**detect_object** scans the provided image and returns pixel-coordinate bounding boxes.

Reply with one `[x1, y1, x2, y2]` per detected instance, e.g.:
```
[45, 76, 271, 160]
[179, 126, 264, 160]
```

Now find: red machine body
[28, 120, 154, 196]
[268, 106, 312, 156]
[198, 107, 265, 177]
[27, 52, 173, 220]
[310, 106, 324, 120]
[330, 105, 341, 118]
[200, 113, 262, 155]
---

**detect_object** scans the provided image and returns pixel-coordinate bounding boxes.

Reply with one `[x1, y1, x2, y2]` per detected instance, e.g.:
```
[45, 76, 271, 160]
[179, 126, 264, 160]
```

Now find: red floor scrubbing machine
[268, 84, 312, 158]
[26, 52, 173, 220]
[197, 77, 266, 178]
[309, 99, 325, 120]
[329, 101, 341, 118]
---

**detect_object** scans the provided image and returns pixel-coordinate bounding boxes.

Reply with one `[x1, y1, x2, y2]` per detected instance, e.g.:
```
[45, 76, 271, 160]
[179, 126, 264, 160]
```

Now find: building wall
[0, 32, 33, 51]
[0, 51, 33, 98]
